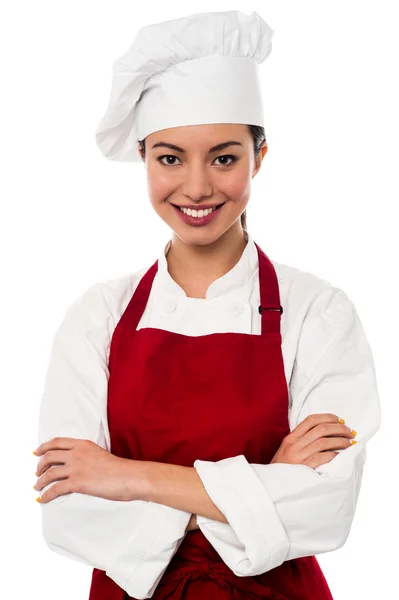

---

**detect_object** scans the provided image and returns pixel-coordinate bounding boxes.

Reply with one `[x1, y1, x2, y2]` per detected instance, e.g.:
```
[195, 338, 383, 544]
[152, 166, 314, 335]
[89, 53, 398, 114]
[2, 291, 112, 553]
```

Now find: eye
[156, 154, 238, 166]
[157, 155, 181, 166]
[213, 154, 238, 166]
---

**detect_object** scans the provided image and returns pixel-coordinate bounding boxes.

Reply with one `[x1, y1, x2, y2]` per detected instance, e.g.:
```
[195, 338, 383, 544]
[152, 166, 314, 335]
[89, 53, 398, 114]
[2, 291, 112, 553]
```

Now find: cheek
[218, 170, 251, 201]
[147, 165, 175, 203]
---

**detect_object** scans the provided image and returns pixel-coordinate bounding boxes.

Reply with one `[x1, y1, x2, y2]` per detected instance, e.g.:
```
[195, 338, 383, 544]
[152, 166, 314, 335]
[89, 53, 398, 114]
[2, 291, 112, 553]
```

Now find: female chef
[33, 9, 381, 600]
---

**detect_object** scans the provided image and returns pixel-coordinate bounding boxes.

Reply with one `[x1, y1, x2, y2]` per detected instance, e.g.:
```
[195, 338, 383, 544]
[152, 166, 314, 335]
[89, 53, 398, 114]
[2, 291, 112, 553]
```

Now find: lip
[172, 202, 224, 227]
[171, 202, 225, 210]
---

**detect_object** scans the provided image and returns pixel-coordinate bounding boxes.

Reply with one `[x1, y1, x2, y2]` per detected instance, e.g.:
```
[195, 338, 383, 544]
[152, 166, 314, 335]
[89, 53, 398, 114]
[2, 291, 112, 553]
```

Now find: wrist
[129, 459, 152, 501]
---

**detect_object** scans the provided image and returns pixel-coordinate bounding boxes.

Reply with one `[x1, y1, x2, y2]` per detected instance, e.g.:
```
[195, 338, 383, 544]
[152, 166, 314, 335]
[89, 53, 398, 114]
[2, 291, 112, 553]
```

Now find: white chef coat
[36, 232, 381, 599]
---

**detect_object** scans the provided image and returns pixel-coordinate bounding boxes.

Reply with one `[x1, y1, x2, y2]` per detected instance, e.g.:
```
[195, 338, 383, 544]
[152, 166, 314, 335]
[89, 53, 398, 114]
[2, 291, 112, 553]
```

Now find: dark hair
[138, 124, 266, 232]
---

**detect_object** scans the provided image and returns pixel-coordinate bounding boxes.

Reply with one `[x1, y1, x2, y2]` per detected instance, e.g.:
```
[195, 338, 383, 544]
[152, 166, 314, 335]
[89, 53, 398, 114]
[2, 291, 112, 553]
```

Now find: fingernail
[350, 440, 357, 445]
[36, 497, 41, 502]
[33, 450, 37, 455]
[339, 417, 345, 424]
[351, 429, 357, 436]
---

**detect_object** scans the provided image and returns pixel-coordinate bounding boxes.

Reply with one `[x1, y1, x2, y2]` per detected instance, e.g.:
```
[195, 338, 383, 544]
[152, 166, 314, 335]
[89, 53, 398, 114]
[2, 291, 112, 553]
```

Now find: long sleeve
[36, 288, 191, 599]
[193, 287, 382, 577]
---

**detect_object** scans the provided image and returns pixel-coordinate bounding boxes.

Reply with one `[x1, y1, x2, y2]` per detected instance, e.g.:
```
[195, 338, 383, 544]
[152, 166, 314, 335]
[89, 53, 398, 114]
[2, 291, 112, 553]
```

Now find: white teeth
[180, 206, 215, 217]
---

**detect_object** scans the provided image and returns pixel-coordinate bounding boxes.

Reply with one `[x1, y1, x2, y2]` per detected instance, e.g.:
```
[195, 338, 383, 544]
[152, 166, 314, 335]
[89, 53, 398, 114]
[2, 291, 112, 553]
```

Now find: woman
[34, 10, 381, 600]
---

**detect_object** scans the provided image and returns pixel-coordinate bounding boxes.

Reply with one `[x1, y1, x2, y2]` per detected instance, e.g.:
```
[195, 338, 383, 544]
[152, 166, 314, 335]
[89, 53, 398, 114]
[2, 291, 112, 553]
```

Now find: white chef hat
[95, 10, 274, 163]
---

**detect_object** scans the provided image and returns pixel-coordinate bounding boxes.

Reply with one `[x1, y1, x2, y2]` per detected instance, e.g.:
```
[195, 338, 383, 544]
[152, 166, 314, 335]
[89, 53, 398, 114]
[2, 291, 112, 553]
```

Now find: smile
[171, 202, 225, 226]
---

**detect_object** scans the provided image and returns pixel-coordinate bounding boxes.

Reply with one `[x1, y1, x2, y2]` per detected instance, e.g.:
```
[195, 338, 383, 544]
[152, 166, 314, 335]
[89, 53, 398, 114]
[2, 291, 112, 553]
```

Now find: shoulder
[57, 264, 150, 343]
[270, 258, 356, 332]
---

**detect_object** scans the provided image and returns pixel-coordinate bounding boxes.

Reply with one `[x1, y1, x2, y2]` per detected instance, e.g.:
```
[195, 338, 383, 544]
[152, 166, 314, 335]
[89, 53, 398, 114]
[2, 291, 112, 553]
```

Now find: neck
[165, 225, 248, 299]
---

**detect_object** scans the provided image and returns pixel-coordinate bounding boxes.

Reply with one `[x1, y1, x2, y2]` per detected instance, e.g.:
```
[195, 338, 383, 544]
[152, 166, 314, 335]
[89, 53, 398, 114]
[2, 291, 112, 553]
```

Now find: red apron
[89, 241, 334, 600]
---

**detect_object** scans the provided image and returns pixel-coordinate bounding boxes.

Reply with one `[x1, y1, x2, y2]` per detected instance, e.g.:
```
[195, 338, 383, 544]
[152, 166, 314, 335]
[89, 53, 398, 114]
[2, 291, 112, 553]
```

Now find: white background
[1, 1, 396, 598]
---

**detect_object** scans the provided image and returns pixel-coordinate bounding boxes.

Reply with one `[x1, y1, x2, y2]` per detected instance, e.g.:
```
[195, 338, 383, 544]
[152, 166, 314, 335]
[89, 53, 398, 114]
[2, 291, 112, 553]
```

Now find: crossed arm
[37, 284, 382, 598]
[133, 460, 228, 525]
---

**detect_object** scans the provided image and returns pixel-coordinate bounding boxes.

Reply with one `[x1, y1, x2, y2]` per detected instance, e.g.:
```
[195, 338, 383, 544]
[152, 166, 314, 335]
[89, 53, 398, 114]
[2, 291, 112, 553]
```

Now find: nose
[181, 164, 214, 202]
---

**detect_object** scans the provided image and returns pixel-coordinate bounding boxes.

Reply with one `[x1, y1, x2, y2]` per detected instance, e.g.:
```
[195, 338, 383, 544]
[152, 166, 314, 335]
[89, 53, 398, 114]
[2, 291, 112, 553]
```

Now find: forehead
[146, 123, 250, 148]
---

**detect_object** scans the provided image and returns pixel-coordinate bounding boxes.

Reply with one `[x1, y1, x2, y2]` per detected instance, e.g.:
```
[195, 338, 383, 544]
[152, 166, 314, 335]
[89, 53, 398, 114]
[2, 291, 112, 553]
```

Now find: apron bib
[89, 241, 334, 599]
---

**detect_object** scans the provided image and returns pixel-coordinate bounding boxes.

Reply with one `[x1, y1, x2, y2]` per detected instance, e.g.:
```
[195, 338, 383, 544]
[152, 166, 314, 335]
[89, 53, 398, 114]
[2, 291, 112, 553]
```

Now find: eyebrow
[150, 140, 243, 154]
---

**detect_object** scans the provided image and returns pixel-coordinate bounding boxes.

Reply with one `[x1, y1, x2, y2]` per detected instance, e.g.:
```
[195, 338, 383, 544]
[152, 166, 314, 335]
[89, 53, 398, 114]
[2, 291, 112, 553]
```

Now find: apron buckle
[258, 304, 283, 315]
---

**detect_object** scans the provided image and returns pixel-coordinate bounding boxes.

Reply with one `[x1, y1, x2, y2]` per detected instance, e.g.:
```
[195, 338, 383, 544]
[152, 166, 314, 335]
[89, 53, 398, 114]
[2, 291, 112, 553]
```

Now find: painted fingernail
[339, 417, 345, 424]
[350, 440, 357, 445]
[33, 450, 37, 455]
[36, 497, 41, 502]
[351, 429, 357, 436]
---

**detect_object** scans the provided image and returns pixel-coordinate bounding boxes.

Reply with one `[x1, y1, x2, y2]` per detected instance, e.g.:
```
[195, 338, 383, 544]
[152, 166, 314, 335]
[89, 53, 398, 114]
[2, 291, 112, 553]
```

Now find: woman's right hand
[270, 413, 357, 469]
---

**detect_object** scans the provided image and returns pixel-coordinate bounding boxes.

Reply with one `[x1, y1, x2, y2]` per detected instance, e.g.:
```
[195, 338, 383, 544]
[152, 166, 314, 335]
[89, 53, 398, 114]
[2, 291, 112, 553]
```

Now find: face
[139, 123, 267, 247]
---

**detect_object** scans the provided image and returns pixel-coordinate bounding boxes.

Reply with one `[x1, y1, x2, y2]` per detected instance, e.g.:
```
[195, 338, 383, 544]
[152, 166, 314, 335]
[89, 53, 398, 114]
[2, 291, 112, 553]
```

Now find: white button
[229, 301, 244, 317]
[163, 298, 177, 314]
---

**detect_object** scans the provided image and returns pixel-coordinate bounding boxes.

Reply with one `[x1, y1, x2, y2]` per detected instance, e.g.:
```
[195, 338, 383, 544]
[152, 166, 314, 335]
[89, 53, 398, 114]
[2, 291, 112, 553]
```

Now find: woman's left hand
[34, 437, 139, 504]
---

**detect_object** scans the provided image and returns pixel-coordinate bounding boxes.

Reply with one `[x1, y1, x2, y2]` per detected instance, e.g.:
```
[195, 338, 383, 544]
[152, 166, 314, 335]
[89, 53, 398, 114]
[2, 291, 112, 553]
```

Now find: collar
[156, 231, 259, 300]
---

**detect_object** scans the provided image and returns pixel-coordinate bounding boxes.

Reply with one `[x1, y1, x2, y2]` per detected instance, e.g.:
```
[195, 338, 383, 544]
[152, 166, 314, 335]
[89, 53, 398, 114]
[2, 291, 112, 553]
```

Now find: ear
[138, 144, 144, 161]
[252, 142, 268, 178]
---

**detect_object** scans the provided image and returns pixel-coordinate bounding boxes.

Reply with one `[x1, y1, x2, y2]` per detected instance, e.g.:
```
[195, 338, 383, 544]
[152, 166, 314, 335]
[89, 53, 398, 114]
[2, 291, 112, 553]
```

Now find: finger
[35, 466, 69, 492]
[289, 414, 343, 441]
[303, 451, 339, 469]
[36, 450, 69, 477]
[302, 436, 355, 460]
[294, 422, 355, 453]
[37, 480, 73, 504]
[35, 437, 80, 456]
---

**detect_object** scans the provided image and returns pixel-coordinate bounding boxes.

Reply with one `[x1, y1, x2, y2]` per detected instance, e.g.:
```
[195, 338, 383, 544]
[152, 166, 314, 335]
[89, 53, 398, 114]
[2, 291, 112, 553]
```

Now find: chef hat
[95, 10, 274, 162]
